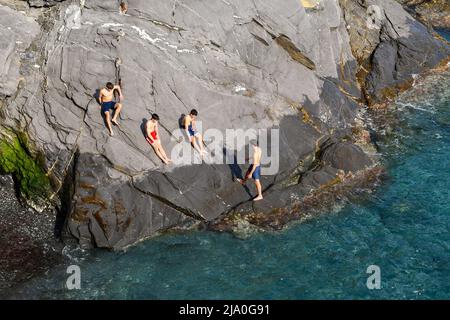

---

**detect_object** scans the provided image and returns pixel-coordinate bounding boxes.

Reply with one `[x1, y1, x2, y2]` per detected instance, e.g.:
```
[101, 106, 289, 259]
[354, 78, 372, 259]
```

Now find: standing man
[184, 109, 206, 156]
[237, 139, 263, 201]
[99, 82, 124, 136]
[145, 114, 172, 165]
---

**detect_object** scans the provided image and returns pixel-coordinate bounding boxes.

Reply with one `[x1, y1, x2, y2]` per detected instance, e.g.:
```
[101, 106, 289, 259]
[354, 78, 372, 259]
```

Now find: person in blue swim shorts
[99, 82, 124, 136]
[237, 139, 263, 201]
[184, 109, 206, 156]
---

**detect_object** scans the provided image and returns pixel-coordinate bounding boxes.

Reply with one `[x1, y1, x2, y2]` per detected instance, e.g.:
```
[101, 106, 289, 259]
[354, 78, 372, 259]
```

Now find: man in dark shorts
[99, 82, 123, 136]
[183, 109, 206, 156]
[237, 139, 263, 201]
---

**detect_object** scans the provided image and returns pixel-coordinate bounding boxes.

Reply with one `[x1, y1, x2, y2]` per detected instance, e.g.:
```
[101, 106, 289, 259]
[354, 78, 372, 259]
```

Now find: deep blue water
[7, 33, 450, 300]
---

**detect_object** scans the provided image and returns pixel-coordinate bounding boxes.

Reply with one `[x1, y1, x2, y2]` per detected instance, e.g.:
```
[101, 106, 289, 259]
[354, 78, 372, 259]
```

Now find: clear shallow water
[7, 33, 450, 300]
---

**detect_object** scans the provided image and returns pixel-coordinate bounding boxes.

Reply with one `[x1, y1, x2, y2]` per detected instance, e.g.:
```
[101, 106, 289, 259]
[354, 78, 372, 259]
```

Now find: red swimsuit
[146, 131, 158, 144]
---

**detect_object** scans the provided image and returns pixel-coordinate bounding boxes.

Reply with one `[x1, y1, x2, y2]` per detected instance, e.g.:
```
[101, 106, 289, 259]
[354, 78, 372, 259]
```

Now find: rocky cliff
[0, 0, 449, 249]
[396, 0, 450, 29]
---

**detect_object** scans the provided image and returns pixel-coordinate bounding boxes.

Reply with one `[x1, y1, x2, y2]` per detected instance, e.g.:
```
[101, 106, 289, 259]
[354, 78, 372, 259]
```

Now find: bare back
[253, 146, 262, 166]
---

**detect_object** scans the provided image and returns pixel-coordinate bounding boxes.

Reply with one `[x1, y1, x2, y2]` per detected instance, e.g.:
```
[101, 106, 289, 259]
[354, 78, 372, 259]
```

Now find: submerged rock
[0, 0, 448, 249]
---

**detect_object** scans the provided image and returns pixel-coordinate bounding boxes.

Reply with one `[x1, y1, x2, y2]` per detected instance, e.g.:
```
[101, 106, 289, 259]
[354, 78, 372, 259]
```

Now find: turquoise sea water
[7, 32, 450, 300]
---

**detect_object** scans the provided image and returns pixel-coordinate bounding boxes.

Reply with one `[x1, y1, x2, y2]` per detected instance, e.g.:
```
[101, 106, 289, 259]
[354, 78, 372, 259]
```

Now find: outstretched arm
[114, 85, 124, 100]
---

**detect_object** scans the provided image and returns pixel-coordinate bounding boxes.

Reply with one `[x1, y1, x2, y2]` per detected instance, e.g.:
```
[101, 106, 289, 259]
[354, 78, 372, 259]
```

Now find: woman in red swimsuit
[146, 129, 158, 145]
[145, 114, 171, 164]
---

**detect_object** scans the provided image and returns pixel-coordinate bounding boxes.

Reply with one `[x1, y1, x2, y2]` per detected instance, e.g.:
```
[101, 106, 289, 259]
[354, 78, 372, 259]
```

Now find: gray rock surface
[340, 0, 450, 104]
[27, 0, 65, 7]
[321, 141, 372, 173]
[0, 5, 39, 97]
[0, 0, 448, 249]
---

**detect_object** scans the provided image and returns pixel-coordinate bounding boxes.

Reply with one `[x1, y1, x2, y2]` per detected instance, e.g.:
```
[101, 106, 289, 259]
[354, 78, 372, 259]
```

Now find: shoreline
[0, 175, 64, 295]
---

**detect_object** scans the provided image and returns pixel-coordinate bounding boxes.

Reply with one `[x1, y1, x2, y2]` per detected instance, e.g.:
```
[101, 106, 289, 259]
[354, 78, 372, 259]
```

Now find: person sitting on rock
[145, 113, 172, 165]
[184, 109, 206, 156]
[99, 82, 123, 136]
[237, 139, 263, 201]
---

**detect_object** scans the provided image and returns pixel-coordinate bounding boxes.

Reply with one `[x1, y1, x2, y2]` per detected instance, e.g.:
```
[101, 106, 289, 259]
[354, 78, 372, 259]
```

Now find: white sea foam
[396, 101, 436, 114]
[62, 245, 88, 262]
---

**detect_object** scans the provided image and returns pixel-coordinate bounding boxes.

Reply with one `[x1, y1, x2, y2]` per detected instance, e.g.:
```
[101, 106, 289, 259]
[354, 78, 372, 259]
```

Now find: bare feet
[253, 195, 263, 201]
[109, 130, 114, 136]
[111, 119, 119, 126]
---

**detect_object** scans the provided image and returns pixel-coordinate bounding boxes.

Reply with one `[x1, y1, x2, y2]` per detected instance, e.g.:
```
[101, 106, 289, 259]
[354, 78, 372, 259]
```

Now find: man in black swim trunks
[99, 82, 124, 136]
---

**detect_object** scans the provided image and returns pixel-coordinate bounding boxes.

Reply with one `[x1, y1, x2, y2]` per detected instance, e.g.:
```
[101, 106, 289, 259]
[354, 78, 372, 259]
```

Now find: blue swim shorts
[188, 124, 199, 137]
[250, 165, 261, 180]
[101, 101, 116, 113]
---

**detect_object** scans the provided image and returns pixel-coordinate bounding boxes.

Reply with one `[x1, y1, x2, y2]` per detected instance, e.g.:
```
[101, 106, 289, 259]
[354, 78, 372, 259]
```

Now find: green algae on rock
[0, 132, 51, 211]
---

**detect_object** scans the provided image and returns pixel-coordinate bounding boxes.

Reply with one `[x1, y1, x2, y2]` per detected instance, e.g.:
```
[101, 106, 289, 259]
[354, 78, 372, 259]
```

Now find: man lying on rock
[184, 109, 207, 157]
[99, 82, 124, 136]
[237, 139, 263, 201]
[145, 113, 172, 165]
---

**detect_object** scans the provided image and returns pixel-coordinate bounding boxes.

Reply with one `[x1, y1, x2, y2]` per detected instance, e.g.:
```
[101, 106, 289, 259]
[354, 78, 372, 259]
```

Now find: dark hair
[151, 113, 160, 121]
[106, 82, 114, 90]
[190, 109, 198, 116]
